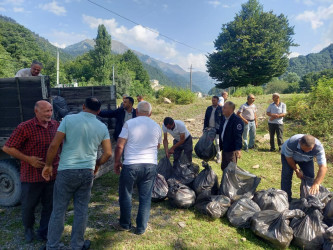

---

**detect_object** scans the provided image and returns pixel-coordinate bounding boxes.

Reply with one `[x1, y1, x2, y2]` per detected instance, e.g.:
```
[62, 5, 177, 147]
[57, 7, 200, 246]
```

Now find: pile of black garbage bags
[152, 156, 333, 249]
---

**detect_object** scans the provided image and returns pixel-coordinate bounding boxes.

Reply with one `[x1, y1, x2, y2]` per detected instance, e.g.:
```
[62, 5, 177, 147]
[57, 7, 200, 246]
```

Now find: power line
[87, 0, 209, 54]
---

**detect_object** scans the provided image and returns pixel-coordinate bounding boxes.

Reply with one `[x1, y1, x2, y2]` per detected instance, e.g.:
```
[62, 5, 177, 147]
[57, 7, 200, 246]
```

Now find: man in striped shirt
[280, 134, 327, 201]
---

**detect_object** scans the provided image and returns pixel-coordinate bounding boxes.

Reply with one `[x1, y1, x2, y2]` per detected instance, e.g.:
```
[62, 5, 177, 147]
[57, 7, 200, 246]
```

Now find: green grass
[0, 94, 331, 249]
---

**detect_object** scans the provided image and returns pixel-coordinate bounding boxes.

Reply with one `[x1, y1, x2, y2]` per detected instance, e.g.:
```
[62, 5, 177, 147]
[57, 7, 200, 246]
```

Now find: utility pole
[56, 48, 59, 86]
[112, 65, 115, 85]
[188, 64, 194, 92]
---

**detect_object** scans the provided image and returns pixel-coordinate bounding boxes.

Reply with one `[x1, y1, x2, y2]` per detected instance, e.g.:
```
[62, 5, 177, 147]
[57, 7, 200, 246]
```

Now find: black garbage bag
[194, 128, 217, 162]
[53, 96, 70, 121]
[167, 178, 196, 208]
[151, 174, 168, 202]
[301, 176, 332, 204]
[219, 162, 261, 201]
[157, 156, 173, 180]
[323, 226, 333, 250]
[290, 209, 327, 249]
[251, 209, 305, 248]
[195, 193, 231, 218]
[324, 199, 333, 227]
[253, 188, 289, 212]
[172, 161, 199, 186]
[289, 196, 325, 212]
[193, 162, 219, 195]
[227, 197, 261, 228]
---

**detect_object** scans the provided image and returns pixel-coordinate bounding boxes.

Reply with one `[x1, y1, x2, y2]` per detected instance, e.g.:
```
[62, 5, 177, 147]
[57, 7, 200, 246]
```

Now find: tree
[91, 24, 112, 85]
[206, 0, 297, 89]
[282, 72, 300, 83]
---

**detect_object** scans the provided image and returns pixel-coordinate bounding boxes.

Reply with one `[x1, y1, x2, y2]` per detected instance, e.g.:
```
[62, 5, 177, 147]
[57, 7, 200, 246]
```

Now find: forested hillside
[288, 44, 333, 77]
[0, 15, 153, 97]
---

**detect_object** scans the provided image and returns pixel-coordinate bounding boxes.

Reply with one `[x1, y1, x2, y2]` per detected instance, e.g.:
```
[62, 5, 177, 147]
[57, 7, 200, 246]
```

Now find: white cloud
[82, 14, 178, 59]
[51, 42, 67, 49]
[82, 14, 209, 71]
[311, 21, 333, 52]
[39, 1, 66, 16]
[296, 4, 333, 29]
[176, 53, 207, 72]
[288, 52, 301, 58]
[47, 31, 88, 48]
[13, 7, 24, 12]
[207, 1, 221, 8]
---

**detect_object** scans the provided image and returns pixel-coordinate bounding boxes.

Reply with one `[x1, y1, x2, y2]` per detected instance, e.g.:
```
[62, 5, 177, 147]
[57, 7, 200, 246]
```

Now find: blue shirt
[57, 112, 110, 171]
[281, 134, 326, 165]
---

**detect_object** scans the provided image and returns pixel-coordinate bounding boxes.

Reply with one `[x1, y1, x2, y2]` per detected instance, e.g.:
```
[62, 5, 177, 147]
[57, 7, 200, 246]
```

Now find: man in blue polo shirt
[281, 134, 327, 202]
[42, 97, 112, 250]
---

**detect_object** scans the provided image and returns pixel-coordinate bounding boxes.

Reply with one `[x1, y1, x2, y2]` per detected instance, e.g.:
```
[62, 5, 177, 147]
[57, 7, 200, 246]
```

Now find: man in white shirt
[237, 94, 258, 151]
[266, 93, 287, 152]
[15, 60, 43, 77]
[114, 101, 162, 235]
[218, 91, 228, 107]
[163, 117, 193, 163]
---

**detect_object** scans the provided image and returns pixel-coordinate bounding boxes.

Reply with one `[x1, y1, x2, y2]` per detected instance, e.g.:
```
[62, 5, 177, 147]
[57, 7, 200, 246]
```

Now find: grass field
[0, 94, 332, 249]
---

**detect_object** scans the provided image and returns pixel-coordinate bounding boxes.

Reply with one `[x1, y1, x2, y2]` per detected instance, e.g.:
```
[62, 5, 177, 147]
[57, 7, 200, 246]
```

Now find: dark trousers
[21, 181, 54, 238]
[173, 135, 193, 163]
[280, 154, 315, 201]
[221, 151, 238, 170]
[268, 123, 284, 150]
[119, 164, 157, 234]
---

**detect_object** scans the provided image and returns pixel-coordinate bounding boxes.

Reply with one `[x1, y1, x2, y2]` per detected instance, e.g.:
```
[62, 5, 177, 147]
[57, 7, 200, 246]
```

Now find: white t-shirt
[15, 68, 42, 77]
[162, 120, 190, 141]
[218, 96, 224, 106]
[119, 116, 162, 165]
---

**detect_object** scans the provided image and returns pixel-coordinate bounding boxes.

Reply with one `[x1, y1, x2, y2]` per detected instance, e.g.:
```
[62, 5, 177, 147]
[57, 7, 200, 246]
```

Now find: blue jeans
[46, 169, 94, 250]
[119, 164, 157, 234]
[242, 121, 256, 149]
[281, 154, 314, 201]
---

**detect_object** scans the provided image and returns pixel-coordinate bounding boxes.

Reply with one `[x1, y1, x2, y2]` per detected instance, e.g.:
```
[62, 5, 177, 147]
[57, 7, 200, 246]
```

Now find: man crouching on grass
[41, 97, 112, 250]
[113, 101, 162, 235]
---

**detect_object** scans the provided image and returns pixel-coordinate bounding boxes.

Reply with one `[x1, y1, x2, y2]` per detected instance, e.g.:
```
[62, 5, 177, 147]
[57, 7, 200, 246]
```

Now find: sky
[0, 0, 333, 72]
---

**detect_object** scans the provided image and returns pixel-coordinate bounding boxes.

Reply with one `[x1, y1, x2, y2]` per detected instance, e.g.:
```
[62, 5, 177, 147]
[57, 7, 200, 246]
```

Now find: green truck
[0, 76, 116, 206]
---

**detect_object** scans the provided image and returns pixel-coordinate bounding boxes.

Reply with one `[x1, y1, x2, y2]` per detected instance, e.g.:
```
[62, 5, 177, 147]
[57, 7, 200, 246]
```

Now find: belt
[247, 119, 255, 122]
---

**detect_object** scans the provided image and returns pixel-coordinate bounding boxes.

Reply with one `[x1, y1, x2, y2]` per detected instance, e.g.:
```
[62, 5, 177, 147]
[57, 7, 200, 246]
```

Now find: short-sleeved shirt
[266, 102, 287, 124]
[238, 103, 257, 121]
[281, 134, 326, 165]
[15, 68, 42, 77]
[162, 120, 190, 141]
[119, 116, 162, 165]
[5, 117, 59, 183]
[218, 97, 225, 106]
[57, 112, 110, 171]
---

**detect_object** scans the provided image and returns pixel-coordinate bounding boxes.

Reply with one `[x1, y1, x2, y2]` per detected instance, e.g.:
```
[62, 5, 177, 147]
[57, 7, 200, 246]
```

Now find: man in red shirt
[2, 100, 60, 243]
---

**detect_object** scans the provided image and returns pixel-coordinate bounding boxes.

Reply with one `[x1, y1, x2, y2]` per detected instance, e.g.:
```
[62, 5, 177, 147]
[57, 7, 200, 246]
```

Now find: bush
[264, 78, 289, 94]
[286, 77, 333, 137]
[232, 85, 264, 97]
[157, 87, 196, 104]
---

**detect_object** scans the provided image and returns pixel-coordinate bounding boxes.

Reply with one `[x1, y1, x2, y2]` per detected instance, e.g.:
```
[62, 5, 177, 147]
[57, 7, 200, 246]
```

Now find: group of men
[3, 62, 328, 248]
[204, 91, 327, 202]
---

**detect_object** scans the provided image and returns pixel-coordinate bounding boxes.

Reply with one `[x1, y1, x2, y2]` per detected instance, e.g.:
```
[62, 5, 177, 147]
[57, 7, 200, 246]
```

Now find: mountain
[0, 14, 73, 80]
[64, 38, 215, 93]
[288, 44, 333, 77]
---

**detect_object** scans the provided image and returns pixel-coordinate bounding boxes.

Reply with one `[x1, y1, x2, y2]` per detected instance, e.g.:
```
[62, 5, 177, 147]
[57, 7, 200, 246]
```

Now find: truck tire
[0, 160, 21, 207]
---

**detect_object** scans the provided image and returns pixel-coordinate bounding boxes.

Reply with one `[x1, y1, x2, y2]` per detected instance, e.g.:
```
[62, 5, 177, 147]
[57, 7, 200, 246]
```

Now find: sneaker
[269, 148, 275, 152]
[36, 233, 47, 242]
[111, 222, 131, 231]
